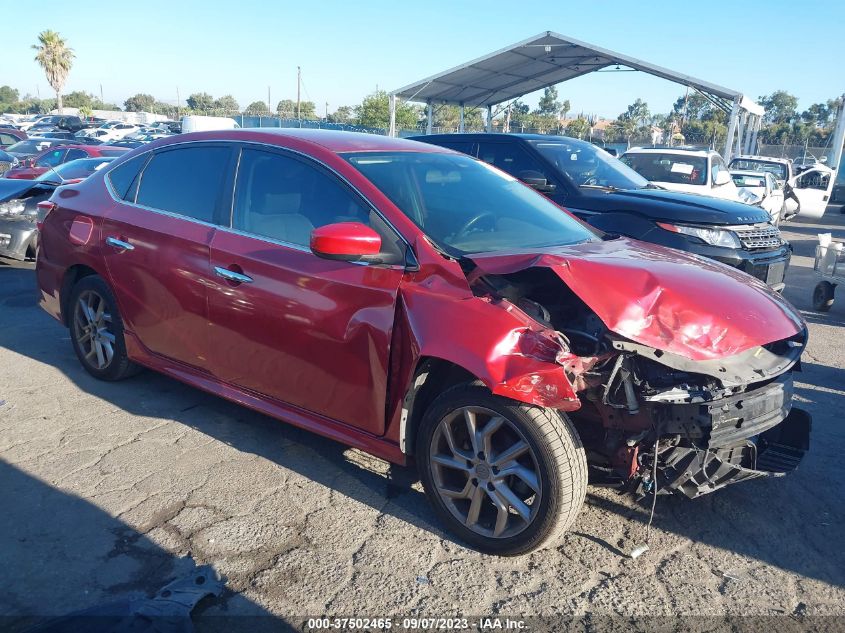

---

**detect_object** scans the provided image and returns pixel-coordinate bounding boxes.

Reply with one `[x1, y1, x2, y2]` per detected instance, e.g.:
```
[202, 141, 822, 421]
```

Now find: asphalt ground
[1, 206, 843, 632]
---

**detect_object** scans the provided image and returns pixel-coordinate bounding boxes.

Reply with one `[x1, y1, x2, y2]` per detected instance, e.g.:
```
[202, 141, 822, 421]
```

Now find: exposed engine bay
[466, 264, 811, 500]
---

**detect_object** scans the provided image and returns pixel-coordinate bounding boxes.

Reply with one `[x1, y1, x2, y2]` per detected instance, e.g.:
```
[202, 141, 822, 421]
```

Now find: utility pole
[325, 101, 329, 121]
[99, 84, 104, 105]
[296, 66, 301, 120]
[268, 86, 271, 116]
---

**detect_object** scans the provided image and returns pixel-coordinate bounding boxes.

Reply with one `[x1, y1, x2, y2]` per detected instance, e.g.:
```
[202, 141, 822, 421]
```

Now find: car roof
[730, 169, 771, 176]
[151, 129, 452, 154]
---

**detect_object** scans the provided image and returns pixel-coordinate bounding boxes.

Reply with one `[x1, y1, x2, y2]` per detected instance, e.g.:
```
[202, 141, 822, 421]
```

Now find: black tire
[812, 281, 835, 312]
[416, 384, 587, 555]
[68, 274, 140, 381]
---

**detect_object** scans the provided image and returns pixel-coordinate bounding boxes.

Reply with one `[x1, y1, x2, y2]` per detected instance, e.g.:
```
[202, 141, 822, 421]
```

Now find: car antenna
[629, 436, 659, 559]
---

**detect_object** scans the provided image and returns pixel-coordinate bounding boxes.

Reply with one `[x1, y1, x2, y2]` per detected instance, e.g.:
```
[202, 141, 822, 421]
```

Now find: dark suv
[28, 115, 85, 135]
[412, 133, 791, 290]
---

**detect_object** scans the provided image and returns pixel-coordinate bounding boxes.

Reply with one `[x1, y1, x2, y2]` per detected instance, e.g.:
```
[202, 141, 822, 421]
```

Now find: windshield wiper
[580, 184, 620, 192]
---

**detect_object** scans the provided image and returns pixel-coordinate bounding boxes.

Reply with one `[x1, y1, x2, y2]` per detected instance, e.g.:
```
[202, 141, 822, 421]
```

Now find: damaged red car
[36, 130, 811, 555]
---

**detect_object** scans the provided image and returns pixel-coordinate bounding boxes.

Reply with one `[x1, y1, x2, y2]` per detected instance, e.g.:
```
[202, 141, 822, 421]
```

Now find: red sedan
[4, 143, 127, 179]
[35, 130, 811, 554]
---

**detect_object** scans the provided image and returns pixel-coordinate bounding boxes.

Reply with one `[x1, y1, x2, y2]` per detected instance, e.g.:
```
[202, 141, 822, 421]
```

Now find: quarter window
[64, 149, 88, 162]
[136, 146, 231, 222]
[107, 153, 149, 201]
[232, 148, 404, 262]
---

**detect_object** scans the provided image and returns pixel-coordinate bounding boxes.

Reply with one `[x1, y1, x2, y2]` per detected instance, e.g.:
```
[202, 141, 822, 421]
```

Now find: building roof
[391, 31, 756, 112]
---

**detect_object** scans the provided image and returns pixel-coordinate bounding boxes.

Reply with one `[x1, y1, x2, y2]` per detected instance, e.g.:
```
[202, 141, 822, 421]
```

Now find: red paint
[68, 216, 94, 245]
[469, 238, 803, 361]
[34, 129, 807, 467]
[310, 222, 382, 258]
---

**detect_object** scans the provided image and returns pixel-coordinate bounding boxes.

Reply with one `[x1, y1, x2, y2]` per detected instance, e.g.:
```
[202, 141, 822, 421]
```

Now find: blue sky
[6, 0, 843, 118]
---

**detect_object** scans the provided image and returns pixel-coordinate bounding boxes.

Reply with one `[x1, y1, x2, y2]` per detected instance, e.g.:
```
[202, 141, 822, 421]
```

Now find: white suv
[620, 147, 744, 203]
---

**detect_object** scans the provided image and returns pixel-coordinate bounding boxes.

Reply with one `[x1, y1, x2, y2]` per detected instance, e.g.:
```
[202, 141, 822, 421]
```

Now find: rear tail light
[36, 201, 56, 232]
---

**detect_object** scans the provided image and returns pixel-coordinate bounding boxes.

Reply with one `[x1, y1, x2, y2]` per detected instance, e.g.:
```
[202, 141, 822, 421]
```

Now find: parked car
[17, 115, 49, 131]
[3, 137, 71, 162]
[0, 149, 18, 176]
[3, 144, 128, 179]
[0, 157, 115, 261]
[27, 115, 85, 135]
[35, 129, 811, 554]
[619, 146, 743, 202]
[730, 170, 785, 224]
[413, 134, 791, 291]
[0, 128, 27, 149]
[105, 139, 146, 149]
[73, 130, 104, 145]
[89, 121, 141, 142]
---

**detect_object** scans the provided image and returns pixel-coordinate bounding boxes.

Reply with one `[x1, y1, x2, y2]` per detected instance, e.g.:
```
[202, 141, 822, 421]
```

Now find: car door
[207, 145, 407, 435]
[100, 144, 235, 370]
[789, 167, 834, 219]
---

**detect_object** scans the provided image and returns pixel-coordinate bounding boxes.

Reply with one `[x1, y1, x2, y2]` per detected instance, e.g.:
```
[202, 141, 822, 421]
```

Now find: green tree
[63, 91, 94, 109]
[560, 99, 571, 121]
[32, 30, 75, 113]
[355, 90, 419, 129]
[0, 86, 20, 105]
[213, 94, 239, 113]
[758, 90, 798, 125]
[124, 93, 156, 112]
[566, 116, 589, 139]
[624, 98, 650, 127]
[186, 92, 214, 112]
[277, 99, 296, 117]
[537, 86, 561, 116]
[328, 105, 354, 124]
[78, 105, 93, 119]
[672, 92, 710, 121]
[431, 104, 484, 131]
[801, 102, 833, 127]
[245, 101, 268, 115]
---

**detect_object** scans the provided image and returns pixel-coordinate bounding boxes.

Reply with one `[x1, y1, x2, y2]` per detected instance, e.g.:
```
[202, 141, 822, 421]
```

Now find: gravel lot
[1, 208, 844, 631]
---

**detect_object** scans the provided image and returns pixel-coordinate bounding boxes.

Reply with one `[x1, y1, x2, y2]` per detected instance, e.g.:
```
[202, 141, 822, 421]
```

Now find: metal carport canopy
[388, 31, 764, 160]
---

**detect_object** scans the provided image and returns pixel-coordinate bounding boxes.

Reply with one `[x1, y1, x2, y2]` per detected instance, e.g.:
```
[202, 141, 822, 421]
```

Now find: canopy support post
[426, 101, 433, 134]
[459, 103, 465, 132]
[388, 93, 397, 138]
[486, 105, 493, 132]
[723, 96, 741, 162]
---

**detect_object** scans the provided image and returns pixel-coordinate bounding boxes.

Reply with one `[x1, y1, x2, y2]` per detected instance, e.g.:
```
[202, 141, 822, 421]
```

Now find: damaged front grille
[734, 224, 783, 250]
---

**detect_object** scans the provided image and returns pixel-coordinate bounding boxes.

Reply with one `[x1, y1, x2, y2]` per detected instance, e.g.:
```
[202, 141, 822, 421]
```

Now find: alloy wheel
[429, 406, 542, 539]
[73, 289, 116, 370]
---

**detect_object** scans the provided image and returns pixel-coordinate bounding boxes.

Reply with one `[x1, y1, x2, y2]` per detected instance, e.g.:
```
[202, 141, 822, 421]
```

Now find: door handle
[214, 266, 253, 284]
[105, 236, 134, 251]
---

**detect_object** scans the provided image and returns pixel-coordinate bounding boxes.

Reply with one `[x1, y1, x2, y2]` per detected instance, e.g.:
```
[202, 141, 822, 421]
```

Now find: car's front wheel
[69, 275, 140, 381]
[417, 384, 587, 555]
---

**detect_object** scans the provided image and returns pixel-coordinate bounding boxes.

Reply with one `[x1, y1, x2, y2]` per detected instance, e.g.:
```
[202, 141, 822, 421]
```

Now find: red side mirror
[310, 222, 381, 261]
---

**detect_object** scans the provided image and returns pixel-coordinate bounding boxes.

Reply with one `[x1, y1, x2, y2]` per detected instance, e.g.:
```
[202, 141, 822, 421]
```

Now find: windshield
[529, 139, 648, 189]
[731, 173, 766, 188]
[728, 159, 788, 181]
[35, 157, 114, 184]
[620, 152, 708, 186]
[345, 151, 598, 256]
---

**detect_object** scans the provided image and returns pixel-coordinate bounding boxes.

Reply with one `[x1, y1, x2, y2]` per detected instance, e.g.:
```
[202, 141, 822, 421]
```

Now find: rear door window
[432, 140, 476, 156]
[136, 145, 232, 223]
[621, 152, 707, 185]
[64, 148, 88, 162]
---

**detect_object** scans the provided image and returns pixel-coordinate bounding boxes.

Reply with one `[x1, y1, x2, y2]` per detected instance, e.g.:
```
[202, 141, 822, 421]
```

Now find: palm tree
[32, 30, 75, 114]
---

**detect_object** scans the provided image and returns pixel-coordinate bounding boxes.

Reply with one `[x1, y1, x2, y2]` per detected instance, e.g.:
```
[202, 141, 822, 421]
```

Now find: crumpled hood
[469, 237, 805, 361]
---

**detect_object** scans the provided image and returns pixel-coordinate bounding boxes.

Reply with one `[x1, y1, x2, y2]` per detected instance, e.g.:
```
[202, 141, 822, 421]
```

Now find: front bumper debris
[658, 407, 811, 499]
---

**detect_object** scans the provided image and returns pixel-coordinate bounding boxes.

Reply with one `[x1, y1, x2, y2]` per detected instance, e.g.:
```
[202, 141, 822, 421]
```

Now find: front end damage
[464, 243, 811, 500]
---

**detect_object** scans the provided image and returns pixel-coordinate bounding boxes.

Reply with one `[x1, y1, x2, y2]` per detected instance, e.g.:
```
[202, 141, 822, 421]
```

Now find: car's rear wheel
[69, 275, 139, 381]
[417, 384, 587, 555]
